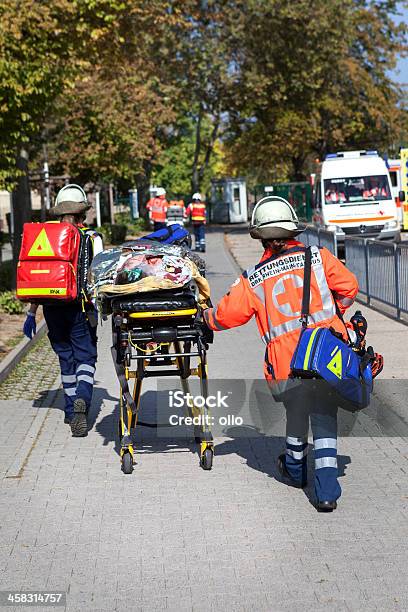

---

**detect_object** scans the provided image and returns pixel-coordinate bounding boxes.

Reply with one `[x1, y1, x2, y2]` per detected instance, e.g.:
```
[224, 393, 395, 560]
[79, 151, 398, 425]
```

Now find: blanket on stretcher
[89, 241, 210, 307]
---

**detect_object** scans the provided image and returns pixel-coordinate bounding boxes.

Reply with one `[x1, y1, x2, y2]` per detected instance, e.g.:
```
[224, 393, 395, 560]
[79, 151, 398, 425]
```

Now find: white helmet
[249, 196, 304, 239]
[50, 183, 90, 217]
[156, 187, 166, 197]
[55, 183, 87, 205]
[192, 192, 201, 201]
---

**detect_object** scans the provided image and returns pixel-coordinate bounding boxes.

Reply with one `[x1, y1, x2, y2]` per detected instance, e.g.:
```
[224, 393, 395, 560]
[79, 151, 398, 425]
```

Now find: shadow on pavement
[95, 390, 200, 459]
[33, 388, 65, 410]
[215, 425, 351, 506]
[87, 384, 118, 430]
[33, 382, 117, 434]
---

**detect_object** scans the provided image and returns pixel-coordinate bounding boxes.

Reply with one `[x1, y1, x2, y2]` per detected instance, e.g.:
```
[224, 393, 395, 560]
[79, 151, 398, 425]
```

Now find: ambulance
[387, 158, 403, 226]
[312, 150, 400, 242]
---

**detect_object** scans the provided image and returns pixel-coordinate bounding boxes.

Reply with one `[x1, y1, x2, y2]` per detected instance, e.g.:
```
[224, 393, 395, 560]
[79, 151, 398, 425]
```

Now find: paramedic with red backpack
[22, 185, 103, 437]
[204, 196, 360, 511]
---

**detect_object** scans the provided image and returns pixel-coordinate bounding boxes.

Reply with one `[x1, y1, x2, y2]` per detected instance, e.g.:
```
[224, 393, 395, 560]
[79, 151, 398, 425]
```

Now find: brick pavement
[0, 336, 59, 401]
[0, 229, 407, 611]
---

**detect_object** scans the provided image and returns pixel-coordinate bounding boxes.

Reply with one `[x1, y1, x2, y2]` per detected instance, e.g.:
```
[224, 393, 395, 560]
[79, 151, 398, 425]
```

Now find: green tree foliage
[162, 1, 243, 193]
[224, 0, 408, 181]
[48, 65, 176, 185]
[151, 114, 224, 197]
[0, 0, 77, 187]
[1, 0, 406, 202]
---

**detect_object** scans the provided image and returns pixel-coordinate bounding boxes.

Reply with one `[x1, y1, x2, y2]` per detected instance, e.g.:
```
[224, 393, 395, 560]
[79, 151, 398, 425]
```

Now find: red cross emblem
[272, 273, 304, 317]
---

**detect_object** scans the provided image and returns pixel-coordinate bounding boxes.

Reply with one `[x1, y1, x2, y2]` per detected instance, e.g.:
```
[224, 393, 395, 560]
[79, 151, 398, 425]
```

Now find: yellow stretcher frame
[129, 308, 197, 318]
[114, 308, 214, 474]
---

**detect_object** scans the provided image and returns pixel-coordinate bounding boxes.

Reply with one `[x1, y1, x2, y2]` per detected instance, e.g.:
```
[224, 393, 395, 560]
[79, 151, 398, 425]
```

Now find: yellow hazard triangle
[28, 228, 55, 257]
[327, 347, 343, 379]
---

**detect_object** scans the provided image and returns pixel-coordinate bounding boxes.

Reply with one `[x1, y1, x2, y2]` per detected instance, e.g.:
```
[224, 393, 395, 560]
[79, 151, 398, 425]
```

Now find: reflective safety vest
[169, 200, 185, 209]
[186, 201, 206, 223]
[146, 197, 169, 222]
[204, 241, 358, 379]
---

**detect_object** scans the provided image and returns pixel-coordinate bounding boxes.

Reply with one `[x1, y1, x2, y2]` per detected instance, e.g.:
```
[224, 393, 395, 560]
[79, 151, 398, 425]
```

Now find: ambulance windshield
[324, 175, 391, 205]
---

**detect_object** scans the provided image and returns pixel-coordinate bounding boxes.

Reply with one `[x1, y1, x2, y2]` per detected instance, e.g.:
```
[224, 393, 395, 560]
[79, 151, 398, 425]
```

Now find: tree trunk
[136, 159, 152, 220]
[191, 103, 204, 194]
[291, 155, 306, 182]
[197, 117, 219, 187]
[108, 182, 115, 224]
[11, 148, 32, 286]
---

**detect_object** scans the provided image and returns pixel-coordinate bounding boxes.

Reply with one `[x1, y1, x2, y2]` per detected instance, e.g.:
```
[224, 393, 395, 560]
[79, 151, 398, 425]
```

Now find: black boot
[70, 398, 88, 437]
[277, 453, 307, 488]
[316, 500, 337, 512]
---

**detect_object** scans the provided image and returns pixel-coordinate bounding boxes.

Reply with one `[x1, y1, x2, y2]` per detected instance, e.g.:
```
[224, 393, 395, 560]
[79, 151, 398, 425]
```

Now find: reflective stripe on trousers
[285, 435, 308, 485]
[312, 409, 341, 501]
[76, 364, 95, 408]
[43, 304, 97, 418]
[61, 365, 95, 407]
[286, 436, 308, 460]
[193, 223, 205, 247]
[314, 436, 338, 470]
[284, 387, 341, 502]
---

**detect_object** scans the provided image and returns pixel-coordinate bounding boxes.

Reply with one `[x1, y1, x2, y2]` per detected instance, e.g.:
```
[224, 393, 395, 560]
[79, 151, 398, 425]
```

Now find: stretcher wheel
[200, 448, 213, 471]
[122, 452, 133, 474]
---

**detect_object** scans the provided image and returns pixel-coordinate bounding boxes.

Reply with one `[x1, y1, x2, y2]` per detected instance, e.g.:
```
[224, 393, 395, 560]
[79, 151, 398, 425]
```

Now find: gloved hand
[371, 353, 384, 378]
[199, 318, 214, 345]
[23, 312, 37, 339]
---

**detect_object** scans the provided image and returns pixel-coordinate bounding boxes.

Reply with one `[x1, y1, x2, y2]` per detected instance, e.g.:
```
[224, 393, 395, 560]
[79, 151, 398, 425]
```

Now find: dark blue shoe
[277, 453, 307, 488]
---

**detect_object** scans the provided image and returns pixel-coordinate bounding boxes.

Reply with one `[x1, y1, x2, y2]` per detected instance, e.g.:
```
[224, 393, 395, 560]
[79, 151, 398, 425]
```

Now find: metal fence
[300, 226, 338, 257]
[344, 237, 408, 319]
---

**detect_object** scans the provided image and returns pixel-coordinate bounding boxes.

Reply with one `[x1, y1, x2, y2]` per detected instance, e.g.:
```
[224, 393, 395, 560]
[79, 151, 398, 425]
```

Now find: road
[0, 229, 408, 611]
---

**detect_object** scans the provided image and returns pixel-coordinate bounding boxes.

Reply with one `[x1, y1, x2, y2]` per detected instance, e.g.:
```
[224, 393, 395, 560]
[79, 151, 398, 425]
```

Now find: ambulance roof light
[324, 150, 379, 161]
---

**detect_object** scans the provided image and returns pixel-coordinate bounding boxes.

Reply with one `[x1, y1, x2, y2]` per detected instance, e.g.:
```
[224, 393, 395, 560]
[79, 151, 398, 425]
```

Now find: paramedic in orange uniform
[146, 187, 169, 231]
[185, 193, 206, 252]
[204, 196, 359, 511]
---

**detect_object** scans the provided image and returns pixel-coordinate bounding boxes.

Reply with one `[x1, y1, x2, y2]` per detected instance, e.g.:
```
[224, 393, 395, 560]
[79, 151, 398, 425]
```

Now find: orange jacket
[146, 196, 169, 222]
[204, 240, 358, 380]
[186, 201, 206, 224]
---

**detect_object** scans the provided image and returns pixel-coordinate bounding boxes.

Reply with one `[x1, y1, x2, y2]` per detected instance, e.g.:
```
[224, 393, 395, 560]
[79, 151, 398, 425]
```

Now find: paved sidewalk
[0, 229, 407, 611]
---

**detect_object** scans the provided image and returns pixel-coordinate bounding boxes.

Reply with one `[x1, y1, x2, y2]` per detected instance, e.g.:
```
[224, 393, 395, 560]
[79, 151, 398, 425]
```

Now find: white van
[312, 150, 400, 242]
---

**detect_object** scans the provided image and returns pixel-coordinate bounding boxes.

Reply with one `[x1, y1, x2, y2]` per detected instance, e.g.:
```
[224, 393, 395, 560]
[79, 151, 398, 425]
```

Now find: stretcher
[109, 285, 214, 474]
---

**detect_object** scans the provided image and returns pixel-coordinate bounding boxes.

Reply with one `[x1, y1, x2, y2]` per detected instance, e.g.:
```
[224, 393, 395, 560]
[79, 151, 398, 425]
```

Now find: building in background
[210, 178, 248, 223]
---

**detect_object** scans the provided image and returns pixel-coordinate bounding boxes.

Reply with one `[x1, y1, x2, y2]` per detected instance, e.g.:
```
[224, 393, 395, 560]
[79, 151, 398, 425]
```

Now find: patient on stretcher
[88, 240, 210, 312]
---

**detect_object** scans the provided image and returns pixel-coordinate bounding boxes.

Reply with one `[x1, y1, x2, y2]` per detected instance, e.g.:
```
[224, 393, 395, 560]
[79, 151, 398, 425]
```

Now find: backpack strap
[300, 246, 312, 329]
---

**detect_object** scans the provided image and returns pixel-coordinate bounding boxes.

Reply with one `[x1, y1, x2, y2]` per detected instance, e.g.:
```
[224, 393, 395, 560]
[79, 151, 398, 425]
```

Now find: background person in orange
[204, 196, 359, 512]
[185, 192, 206, 252]
[146, 187, 169, 231]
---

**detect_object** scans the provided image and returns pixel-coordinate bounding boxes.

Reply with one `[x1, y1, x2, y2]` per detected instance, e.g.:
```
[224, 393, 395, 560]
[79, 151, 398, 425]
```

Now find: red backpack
[17, 222, 90, 302]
